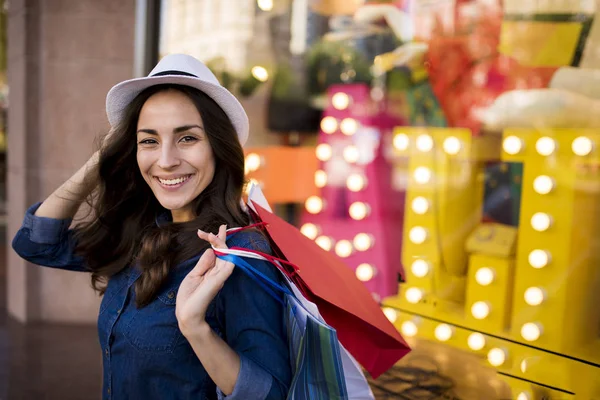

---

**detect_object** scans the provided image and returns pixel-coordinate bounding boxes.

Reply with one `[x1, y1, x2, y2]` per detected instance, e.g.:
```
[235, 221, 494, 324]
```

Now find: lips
[156, 174, 192, 186]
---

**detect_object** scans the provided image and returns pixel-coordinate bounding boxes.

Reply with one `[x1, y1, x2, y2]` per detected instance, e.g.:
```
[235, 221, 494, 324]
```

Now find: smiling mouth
[156, 175, 193, 186]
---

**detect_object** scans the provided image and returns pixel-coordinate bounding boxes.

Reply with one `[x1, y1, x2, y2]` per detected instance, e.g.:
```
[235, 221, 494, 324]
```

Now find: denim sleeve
[11, 203, 87, 272]
[216, 231, 291, 400]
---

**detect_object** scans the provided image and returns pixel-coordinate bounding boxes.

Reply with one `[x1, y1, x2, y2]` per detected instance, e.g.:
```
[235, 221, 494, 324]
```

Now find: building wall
[7, 0, 136, 323]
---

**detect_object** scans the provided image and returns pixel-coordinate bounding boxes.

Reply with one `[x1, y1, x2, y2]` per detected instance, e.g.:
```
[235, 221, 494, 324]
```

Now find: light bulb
[346, 174, 367, 192]
[530, 212, 552, 232]
[393, 133, 409, 151]
[535, 136, 556, 156]
[467, 332, 486, 351]
[487, 347, 507, 366]
[332, 92, 351, 110]
[349, 202, 370, 220]
[411, 197, 429, 214]
[356, 263, 376, 282]
[413, 167, 431, 184]
[524, 287, 546, 306]
[257, 0, 273, 11]
[533, 175, 555, 195]
[443, 136, 462, 155]
[245, 153, 262, 173]
[401, 321, 418, 337]
[316, 143, 333, 161]
[305, 196, 324, 214]
[314, 170, 327, 188]
[334, 240, 353, 258]
[572, 136, 593, 156]
[503, 135, 523, 155]
[475, 267, 495, 286]
[315, 236, 333, 251]
[409, 226, 428, 244]
[516, 392, 531, 400]
[434, 324, 453, 342]
[343, 146, 359, 163]
[353, 233, 373, 251]
[520, 359, 529, 373]
[405, 287, 424, 304]
[320, 116, 338, 134]
[251, 66, 269, 82]
[521, 322, 542, 341]
[340, 118, 358, 135]
[300, 223, 319, 240]
[411, 260, 430, 278]
[471, 301, 491, 319]
[528, 249, 550, 268]
[416, 134, 434, 152]
[382, 307, 397, 323]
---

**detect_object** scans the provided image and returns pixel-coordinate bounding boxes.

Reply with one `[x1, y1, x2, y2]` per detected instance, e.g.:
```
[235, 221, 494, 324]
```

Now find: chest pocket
[123, 280, 221, 353]
[123, 282, 185, 353]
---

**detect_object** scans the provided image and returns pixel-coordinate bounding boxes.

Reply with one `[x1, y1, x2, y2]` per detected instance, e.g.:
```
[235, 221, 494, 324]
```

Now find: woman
[11, 54, 292, 399]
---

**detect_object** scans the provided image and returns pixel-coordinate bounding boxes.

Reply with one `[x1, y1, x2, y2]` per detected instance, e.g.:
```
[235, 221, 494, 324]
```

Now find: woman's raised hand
[175, 225, 235, 335]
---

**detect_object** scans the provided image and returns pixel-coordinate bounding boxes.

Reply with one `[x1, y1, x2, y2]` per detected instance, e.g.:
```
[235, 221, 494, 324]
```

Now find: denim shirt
[12, 203, 292, 400]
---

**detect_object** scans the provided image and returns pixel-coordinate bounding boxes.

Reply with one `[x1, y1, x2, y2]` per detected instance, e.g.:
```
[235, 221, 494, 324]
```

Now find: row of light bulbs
[310, 93, 375, 280]
[474, 267, 546, 306]
[392, 132, 596, 159]
[300, 223, 377, 281]
[404, 265, 546, 340]
[393, 132, 463, 155]
[312, 168, 368, 192]
[471, 264, 545, 341]
[304, 196, 371, 220]
[320, 116, 360, 136]
[503, 135, 595, 157]
[316, 143, 361, 164]
[385, 310, 543, 364]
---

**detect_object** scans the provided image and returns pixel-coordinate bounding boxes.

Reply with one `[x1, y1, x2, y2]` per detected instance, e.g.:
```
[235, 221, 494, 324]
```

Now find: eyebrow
[136, 124, 204, 135]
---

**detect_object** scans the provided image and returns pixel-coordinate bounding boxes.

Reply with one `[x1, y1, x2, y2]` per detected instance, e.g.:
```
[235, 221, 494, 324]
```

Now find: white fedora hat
[105, 54, 250, 145]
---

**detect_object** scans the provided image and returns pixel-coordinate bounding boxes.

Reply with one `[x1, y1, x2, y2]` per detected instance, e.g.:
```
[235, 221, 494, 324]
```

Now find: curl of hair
[73, 84, 249, 307]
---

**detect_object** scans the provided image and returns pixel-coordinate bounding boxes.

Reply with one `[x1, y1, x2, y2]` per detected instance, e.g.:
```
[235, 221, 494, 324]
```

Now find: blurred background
[2, 0, 600, 399]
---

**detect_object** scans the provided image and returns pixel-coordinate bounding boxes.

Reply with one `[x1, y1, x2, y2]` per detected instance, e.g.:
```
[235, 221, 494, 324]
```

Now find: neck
[171, 208, 195, 223]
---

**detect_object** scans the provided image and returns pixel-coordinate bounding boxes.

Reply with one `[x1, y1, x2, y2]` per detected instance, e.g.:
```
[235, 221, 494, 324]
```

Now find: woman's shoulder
[226, 229, 271, 255]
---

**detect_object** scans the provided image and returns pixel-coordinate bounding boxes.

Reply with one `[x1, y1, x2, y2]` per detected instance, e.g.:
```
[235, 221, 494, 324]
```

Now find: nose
[157, 142, 181, 169]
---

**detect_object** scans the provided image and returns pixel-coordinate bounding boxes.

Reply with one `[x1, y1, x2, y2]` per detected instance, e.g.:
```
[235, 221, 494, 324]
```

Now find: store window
[158, 1, 600, 398]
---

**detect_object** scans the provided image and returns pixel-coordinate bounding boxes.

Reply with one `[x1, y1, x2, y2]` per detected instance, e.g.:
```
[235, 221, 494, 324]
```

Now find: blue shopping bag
[218, 252, 349, 400]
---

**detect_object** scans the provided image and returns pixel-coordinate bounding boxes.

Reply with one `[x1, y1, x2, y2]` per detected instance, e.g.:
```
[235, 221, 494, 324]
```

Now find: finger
[197, 227, 228, 250]
[217, 224, 227, 243]
[191, 248, 216, 277]
[203, 230, 229, 251]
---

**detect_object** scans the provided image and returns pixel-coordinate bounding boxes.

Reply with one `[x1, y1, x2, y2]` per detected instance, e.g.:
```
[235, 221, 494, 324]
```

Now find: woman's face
[136, 89, 215, 223]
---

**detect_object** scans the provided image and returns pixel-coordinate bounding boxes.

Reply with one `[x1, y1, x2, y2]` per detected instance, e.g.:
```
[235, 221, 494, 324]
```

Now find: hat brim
[105, 75, 249, 146]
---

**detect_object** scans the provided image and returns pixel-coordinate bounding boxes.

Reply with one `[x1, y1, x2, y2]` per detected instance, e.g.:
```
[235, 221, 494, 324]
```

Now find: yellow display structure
[384, 128, 600, 399]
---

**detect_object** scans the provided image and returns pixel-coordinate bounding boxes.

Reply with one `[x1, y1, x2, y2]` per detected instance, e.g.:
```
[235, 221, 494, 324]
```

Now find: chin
[153, 195, 190, 210]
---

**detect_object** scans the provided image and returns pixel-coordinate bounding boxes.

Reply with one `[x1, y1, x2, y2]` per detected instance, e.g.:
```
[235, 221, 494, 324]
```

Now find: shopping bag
[244, 184, 411, 379]
[216, 248, 360, 399]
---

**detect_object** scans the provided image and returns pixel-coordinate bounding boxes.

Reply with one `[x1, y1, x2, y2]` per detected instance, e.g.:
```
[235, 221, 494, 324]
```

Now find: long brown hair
[74, 84, 249, 307]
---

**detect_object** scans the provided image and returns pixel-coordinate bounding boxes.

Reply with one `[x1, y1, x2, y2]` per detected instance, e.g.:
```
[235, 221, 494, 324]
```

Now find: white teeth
[158, 175, 190, 185]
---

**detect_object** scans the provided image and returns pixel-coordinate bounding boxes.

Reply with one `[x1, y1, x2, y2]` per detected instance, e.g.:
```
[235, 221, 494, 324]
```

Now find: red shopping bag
[248, 201, 411, 378]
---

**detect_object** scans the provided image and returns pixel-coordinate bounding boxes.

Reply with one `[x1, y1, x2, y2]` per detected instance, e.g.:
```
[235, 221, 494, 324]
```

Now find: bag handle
[225, 224, 301, 276]
[215, 249, 295, 306]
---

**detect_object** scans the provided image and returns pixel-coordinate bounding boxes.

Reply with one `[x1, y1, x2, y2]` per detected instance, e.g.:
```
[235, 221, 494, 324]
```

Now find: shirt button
[107, 388, 111, 394]
[105, 348, 109, 356]
[168, 291, 175, 299]
[117, 309, 121, 314]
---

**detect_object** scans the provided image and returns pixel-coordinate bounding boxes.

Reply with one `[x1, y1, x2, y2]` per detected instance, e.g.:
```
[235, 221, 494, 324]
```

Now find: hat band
[151, 70, 198, 78]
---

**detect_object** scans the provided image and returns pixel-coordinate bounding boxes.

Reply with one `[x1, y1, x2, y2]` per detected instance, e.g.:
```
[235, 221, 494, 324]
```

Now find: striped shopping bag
[286, 294, 348, 399]
[216, 248, 352, 400]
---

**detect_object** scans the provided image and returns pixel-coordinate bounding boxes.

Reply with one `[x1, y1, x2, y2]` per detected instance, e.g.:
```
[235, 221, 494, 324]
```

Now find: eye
[138, 138, 158, 145]
[180, 135, 198, 143]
